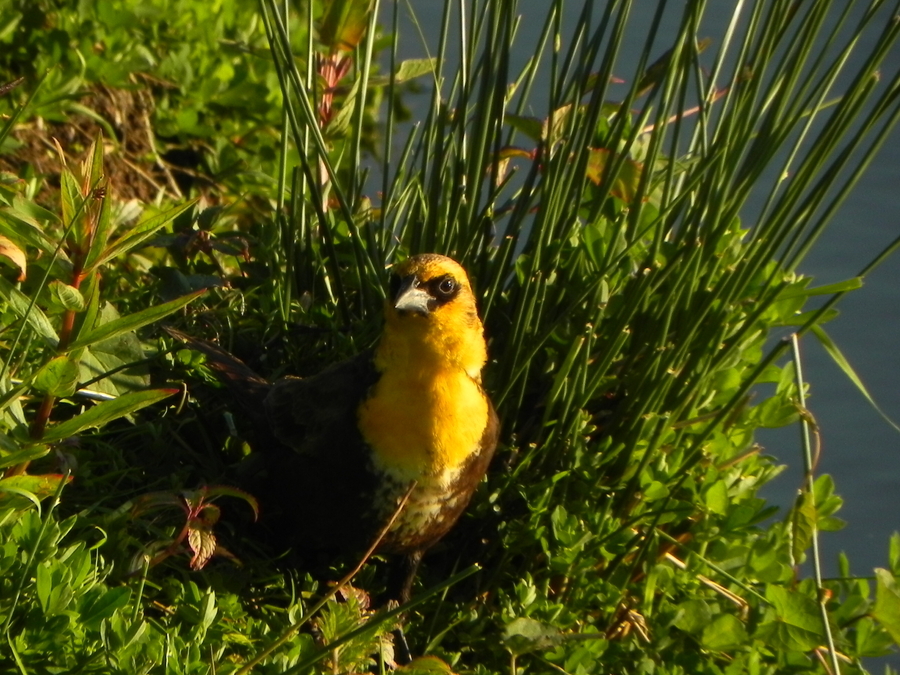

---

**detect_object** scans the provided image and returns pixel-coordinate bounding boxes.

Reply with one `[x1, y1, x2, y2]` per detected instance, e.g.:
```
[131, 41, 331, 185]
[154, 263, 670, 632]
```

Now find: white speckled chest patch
[372, 466, 469, 549]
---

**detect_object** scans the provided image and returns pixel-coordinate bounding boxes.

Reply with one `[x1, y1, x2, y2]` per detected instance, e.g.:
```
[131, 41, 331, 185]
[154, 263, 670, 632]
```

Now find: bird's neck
[358, 325, 489, 483]
[373, 319, 487, 380]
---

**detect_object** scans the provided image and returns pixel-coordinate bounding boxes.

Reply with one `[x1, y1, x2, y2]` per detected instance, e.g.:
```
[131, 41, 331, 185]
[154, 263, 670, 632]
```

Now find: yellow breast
[357, 366, 489, 484]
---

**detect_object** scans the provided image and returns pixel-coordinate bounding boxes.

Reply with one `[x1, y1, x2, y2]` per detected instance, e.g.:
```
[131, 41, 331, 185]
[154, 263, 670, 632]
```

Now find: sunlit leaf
[399, 656, 458, 674]
[673, 599, 712, 634]
[85, 198, 198, 272]
[394, 58, 436, 83]
[67, 289, 205, 352]
[0, 473, 72, 500]
[872, 568, 900, 646]
[505, 114, 544, 142]
[503, 617, 563, 655]
[39, 388, 178, 443]
[0, 234, 26, 280]
[756, 586, 824, 652]
[0, 276, 59, 347]
[0, 442, 49, 470]
[788, 490, 816, 563]
[585, 148, 645, 203]
[700, 614, 747, 651]
[188, 504, 220, 570]
[79, 302, 150, 396]
[319, 0, 372, 52]
[33, 355, 80, 397]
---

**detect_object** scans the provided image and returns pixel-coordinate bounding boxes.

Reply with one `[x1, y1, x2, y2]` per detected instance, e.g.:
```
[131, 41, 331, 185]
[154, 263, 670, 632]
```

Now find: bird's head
[380, 254, 487, 377]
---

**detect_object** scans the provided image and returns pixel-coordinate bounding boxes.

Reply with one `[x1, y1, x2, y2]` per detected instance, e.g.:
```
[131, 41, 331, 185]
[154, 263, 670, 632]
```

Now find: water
[387, 1, 900, 667]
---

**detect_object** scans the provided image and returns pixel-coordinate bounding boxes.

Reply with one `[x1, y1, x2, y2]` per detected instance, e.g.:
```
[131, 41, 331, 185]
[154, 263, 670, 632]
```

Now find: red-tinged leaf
[40, 388, 178, 443]
[319, 0, 372, 52]
[188, 516, 218, 570]
[0, 234, 26, 281]
[197, 502, 221, 526]
[585, 148, 645, 203]
[202, 485, 260, 521]
[211, 543, 241, 566]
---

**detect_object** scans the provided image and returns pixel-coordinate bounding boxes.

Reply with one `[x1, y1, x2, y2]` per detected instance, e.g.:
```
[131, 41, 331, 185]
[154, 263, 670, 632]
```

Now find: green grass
[2, 0, 900, 673]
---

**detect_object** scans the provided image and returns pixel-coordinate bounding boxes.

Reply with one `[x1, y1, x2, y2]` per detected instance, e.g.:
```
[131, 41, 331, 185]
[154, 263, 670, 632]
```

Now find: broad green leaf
[0, 276, 60, 347]
[33, 355, 80, 397]
[0, 480, 43, 510]
[674, 599, 712, 635]
[47, 280, 86, 311]
[505, 114, 544, 142]
[756, 585, 824, 652]
[54, 141, 83, 240]
[890, 533, 900, 575]
[0, 199, 62, 259]
[789, 490, 816, 563]
[643, 480, 669, 501]
[872, 568, 900, 646]
[701, 614, 747, 651]
[394, 58, 436, 83]
[705, 479, 728, 516]
[79, 586, 132, 630]
[503, 617, 563, 655]
[78, 302, 150, 396]
[0, 442, 50, 469]
[67, 289, 205, 352]
[811, 324, 900, 433]
[39, 388, 178, 443]
[85, 198, 198, 272]
[0, 473, 72, 500]
[85, 179, 112, 269]
[855, 616, 896, 658]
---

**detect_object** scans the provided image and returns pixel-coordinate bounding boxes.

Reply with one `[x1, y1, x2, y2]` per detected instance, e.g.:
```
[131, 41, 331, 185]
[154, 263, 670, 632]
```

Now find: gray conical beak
[393, 276, 431, 316]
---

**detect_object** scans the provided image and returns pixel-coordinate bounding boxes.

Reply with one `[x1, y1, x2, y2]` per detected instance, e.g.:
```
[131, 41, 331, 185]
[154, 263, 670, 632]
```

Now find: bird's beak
[393, 276, 432, 316]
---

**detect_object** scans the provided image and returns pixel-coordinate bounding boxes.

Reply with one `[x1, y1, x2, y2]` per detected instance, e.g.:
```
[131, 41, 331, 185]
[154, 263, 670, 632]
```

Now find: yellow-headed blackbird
[170, 254, 498, 602]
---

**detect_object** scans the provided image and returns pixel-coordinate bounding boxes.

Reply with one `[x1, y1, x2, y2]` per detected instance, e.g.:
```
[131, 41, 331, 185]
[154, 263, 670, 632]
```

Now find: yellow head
[377, 254, 487, 379]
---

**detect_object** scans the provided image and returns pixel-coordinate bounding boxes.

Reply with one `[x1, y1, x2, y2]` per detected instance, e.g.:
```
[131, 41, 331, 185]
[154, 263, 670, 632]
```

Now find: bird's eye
[437, 277, 456, 296]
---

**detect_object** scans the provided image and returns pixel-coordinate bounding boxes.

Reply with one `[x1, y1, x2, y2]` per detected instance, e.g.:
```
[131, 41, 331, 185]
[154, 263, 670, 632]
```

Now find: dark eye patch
[389, 273, 403, 301]
[427, 274, 459, 304]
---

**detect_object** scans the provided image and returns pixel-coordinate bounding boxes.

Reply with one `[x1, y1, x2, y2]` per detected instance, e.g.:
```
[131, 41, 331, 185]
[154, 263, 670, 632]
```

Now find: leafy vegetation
[2, 0, 900, 673]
